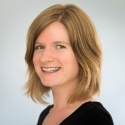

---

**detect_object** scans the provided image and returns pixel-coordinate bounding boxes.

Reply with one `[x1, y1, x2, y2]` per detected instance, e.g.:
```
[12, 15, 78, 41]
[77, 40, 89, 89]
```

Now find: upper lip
[41, 67, 61, 68]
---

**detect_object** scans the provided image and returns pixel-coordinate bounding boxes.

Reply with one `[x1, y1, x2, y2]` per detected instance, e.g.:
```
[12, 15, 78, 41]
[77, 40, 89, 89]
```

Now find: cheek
[58, 51, 79, 68]
[72, 57, 79, 71]
[32, 53, 38, 66]
[32, 54, 40, 74]
[68, 52, 79, 72]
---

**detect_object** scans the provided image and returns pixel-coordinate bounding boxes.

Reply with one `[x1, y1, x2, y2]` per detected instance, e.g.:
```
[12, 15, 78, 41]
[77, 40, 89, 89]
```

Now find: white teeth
[42, 67, 60, 72]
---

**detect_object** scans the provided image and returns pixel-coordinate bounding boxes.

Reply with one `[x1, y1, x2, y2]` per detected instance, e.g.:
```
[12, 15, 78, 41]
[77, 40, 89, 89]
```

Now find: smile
[42, 67, 60, 72]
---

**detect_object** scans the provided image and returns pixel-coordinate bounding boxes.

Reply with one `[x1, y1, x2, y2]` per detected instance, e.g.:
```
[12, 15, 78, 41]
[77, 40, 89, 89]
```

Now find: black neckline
[42, 101, 101, 125]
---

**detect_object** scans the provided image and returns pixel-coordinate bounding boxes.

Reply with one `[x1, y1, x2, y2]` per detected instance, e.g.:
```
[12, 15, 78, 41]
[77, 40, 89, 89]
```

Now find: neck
[51, 85, 95, 111]
[51, 82, 76, 110]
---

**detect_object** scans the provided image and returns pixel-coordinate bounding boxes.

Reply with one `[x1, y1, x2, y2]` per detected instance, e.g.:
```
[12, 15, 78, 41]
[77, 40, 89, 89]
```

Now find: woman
[24, 4, 114, 125]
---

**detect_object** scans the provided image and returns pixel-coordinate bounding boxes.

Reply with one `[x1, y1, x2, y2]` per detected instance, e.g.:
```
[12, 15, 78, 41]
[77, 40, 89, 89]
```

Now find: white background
[0, 0, 125, 125]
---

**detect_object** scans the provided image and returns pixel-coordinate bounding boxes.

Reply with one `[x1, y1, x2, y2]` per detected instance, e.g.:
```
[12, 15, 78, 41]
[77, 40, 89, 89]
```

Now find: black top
[37, 101, 114, 125]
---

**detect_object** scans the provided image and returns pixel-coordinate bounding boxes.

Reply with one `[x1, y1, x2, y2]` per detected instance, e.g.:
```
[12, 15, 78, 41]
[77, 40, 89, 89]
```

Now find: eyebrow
[35, 41, 70, 45]
[53, 41, 70, 45]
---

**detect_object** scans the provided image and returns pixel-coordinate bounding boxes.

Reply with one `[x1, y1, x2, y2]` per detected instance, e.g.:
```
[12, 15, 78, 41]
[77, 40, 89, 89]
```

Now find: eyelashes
[56, 45, 66, 49]
[34, 45, 44, 50]
[34, 44, 66, 50]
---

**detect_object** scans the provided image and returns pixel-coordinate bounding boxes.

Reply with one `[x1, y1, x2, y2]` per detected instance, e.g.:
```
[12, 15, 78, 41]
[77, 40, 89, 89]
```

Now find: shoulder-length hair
[24, 4, 102, 104]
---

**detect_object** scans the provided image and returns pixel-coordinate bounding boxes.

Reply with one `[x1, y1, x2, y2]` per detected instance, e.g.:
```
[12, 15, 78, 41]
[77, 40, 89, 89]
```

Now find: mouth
[42, 67, 61, 73]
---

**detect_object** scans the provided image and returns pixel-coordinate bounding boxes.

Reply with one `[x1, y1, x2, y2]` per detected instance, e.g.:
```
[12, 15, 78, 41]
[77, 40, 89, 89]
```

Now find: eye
[56, 45, 66, 49]
[34, 45, 44, 50]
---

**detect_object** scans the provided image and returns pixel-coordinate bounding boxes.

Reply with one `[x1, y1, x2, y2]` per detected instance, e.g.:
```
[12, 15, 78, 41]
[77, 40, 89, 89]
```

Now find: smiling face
[33, 22, 79, 89]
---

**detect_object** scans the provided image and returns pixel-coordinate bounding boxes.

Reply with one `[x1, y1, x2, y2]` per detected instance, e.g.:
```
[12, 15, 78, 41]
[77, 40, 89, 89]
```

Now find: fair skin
[33, 22, 94, 125]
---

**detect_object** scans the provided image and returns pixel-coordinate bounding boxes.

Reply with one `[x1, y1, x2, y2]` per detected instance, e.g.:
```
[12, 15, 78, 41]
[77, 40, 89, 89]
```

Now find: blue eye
[35, 45, 44, 50]
[56, 45, 66, 49]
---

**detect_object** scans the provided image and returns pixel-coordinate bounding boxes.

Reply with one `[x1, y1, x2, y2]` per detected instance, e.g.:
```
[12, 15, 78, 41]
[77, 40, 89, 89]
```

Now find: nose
[40, 48, 54, 63]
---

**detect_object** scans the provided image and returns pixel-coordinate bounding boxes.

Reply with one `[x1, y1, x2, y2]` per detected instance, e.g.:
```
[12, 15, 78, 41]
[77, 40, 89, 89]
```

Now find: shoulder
[77, 101, 114, 125]
[37, 105, 53, 125]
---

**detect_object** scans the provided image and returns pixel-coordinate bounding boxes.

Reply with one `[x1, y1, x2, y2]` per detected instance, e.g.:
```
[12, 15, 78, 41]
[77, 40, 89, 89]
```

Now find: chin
[42, 82, 57, 87]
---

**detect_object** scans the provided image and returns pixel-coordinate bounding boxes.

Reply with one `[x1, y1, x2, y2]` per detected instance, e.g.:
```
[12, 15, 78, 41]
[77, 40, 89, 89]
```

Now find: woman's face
[33, 22, 79, 89]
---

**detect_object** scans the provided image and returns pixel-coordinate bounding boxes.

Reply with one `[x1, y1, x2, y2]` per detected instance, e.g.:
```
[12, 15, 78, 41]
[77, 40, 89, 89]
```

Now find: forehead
[36, 22, 70, 44]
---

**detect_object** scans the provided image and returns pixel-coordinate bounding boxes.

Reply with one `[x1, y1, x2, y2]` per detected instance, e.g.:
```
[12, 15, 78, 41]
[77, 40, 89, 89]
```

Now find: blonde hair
[24, 4, 102, 104]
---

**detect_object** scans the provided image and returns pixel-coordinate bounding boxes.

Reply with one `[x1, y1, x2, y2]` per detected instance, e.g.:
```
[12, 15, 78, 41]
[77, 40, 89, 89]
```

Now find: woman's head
[25, 4, 102, 104]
